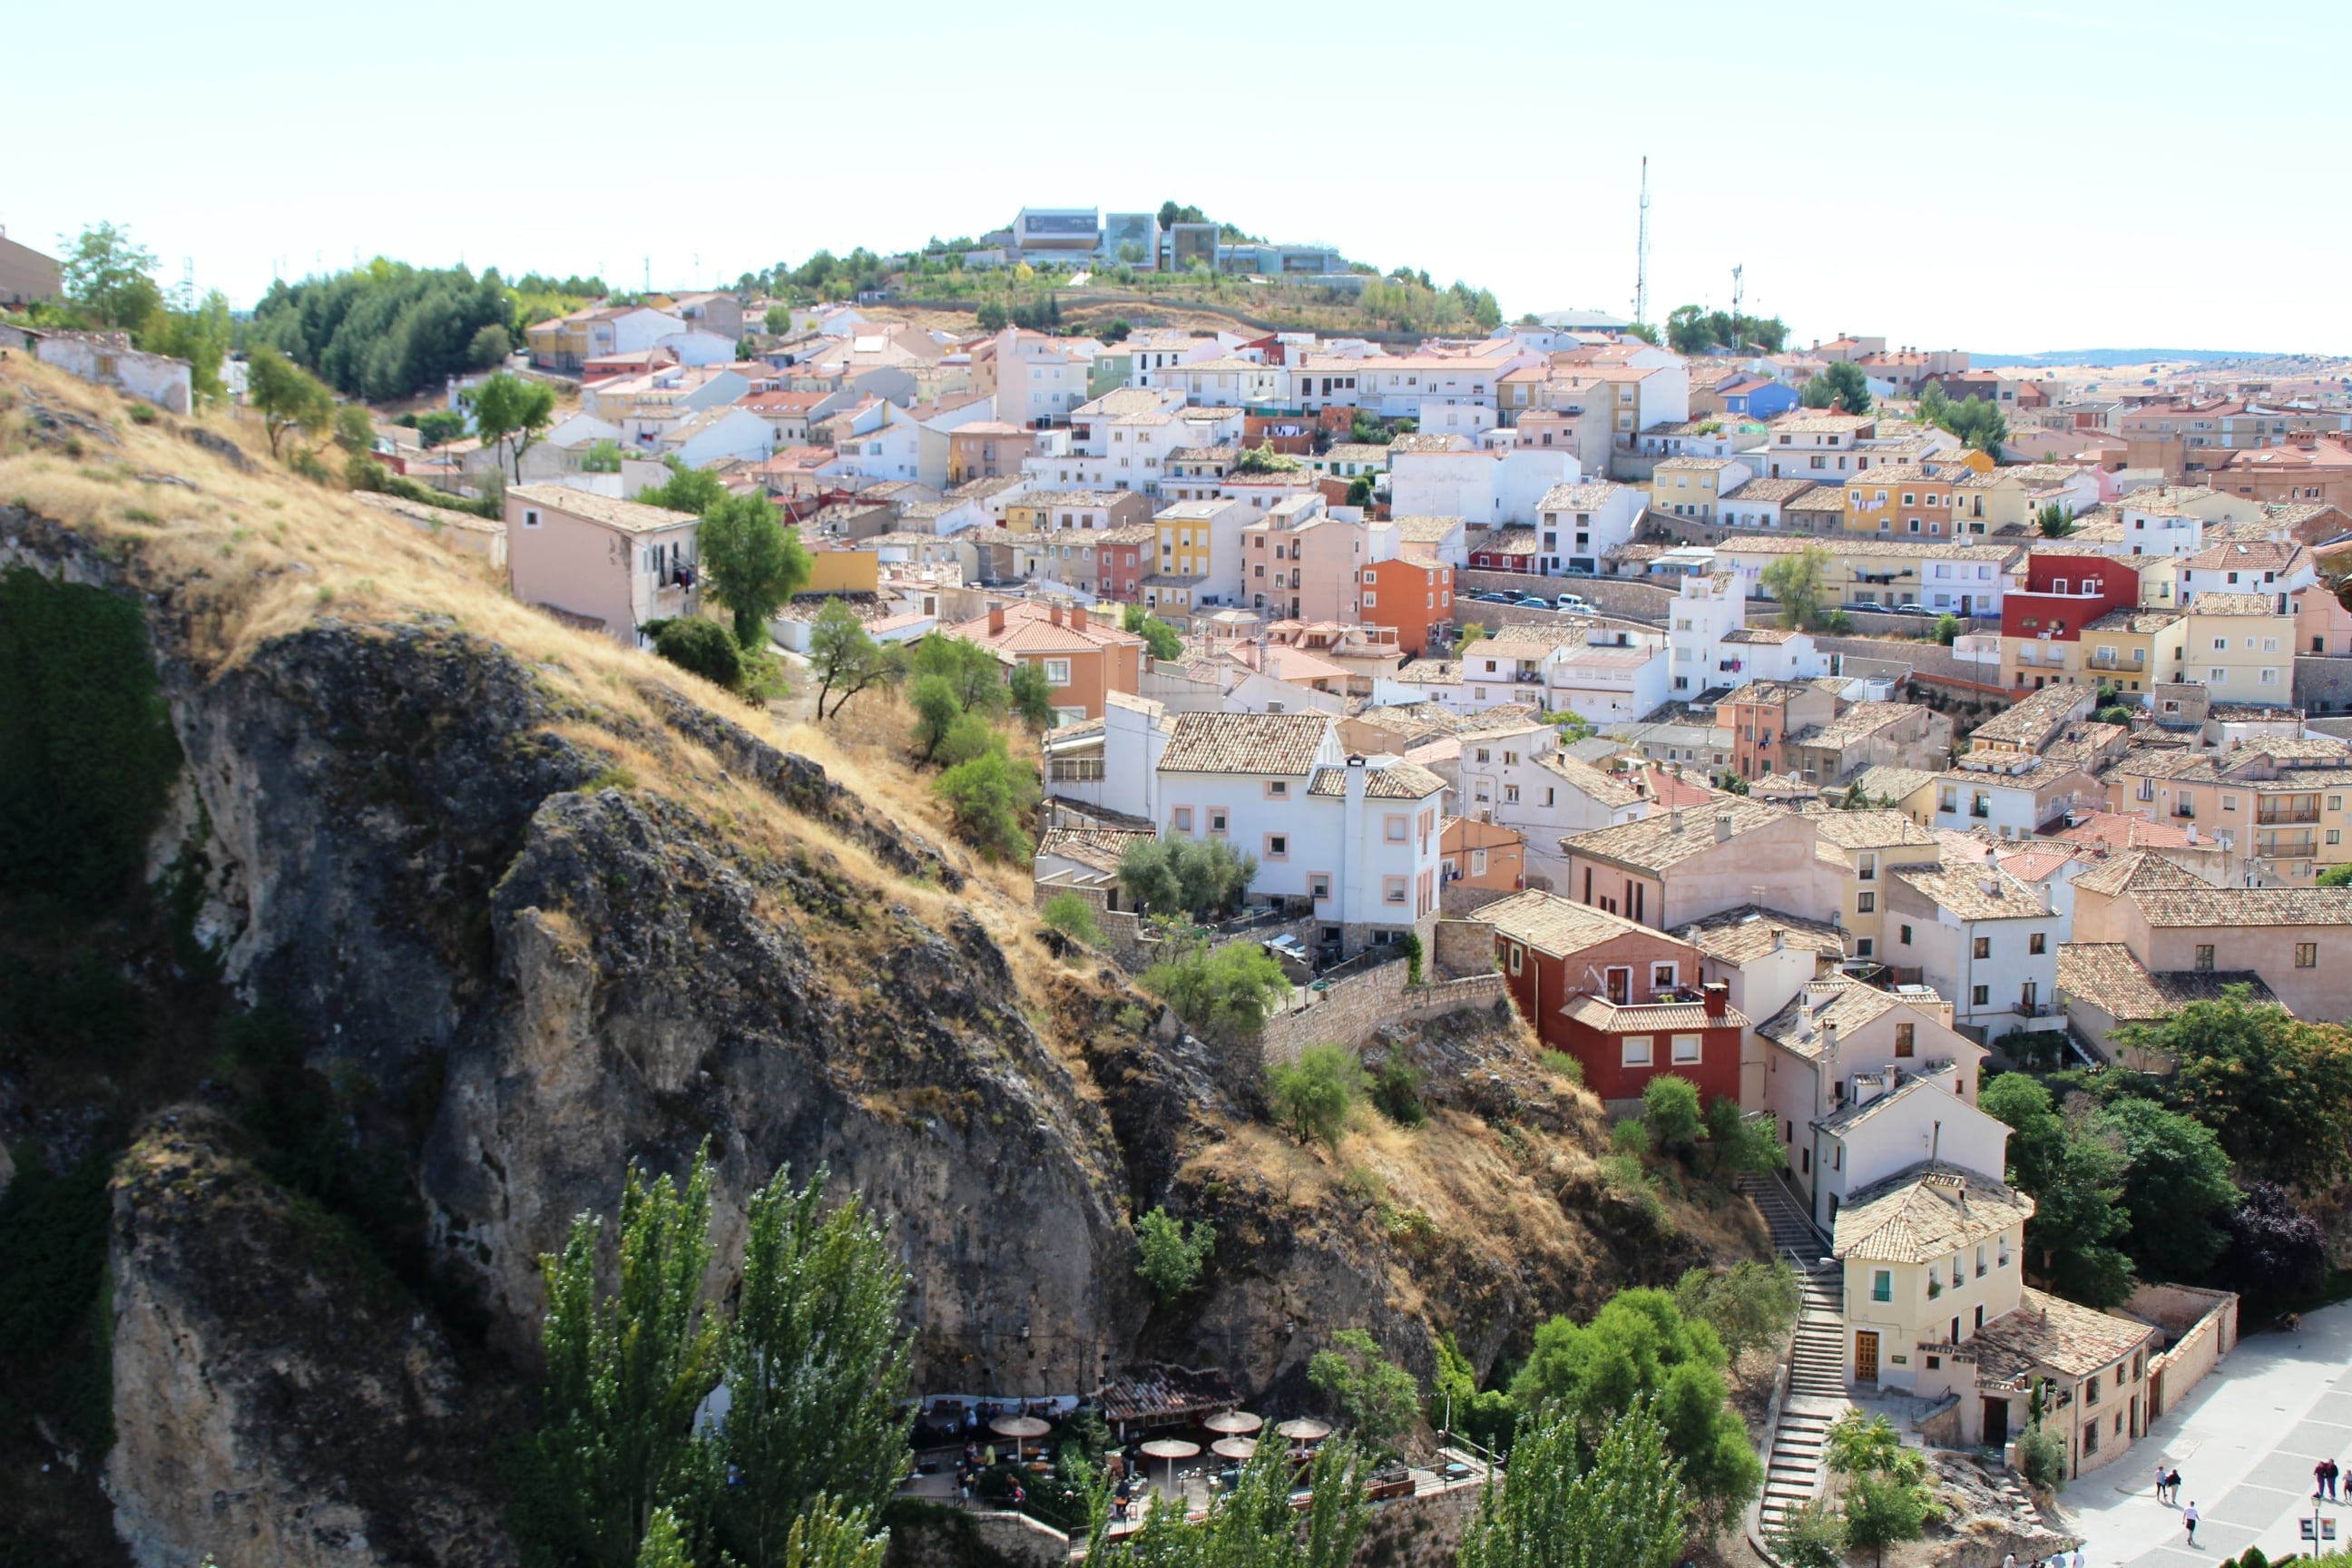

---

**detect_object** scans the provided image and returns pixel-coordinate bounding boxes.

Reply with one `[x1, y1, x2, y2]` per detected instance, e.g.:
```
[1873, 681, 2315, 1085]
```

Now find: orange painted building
[1360, 555, 1455, 655]
[940, 600, 1144, 722]
[1440, 816, 1525, 892]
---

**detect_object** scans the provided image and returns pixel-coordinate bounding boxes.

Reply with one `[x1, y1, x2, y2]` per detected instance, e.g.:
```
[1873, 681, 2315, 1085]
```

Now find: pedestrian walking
[2184, 1502, 2200, 1546]
[2072, 1547, 2085, 1568]
[2004, 1554, 2017, 1568]
[2157, 1465, 2170, 1503]
[2169, 1469, 2184, 1505]
[2330, 1457, 2343, 1500]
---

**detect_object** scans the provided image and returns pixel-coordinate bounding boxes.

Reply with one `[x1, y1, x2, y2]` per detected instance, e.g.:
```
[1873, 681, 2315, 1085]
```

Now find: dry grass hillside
[0, 352, 1769, 1385]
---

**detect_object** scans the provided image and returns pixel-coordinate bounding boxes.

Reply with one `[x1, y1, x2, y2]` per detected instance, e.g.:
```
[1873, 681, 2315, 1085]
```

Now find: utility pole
[1730, 263, 1745, 350]
[1632, 155, 1651, 331]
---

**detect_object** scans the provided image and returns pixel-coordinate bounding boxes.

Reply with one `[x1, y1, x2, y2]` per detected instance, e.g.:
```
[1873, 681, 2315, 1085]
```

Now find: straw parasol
[1202, 1411, 1263, 1436]
[1139, 1437, 1200, 1494]
[990, 1415, 1053, 1464]
[1210, 1436, 1259, 1462]
[1274, 1418, 1332, 1442]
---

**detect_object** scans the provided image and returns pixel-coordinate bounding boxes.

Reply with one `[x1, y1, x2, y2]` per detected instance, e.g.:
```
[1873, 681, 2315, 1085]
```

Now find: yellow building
[2065, 608, 2188, 697]
[1840, 464, 1965, 539]
[1808, 811, 1942, 963]
[805, 547, 881, 594]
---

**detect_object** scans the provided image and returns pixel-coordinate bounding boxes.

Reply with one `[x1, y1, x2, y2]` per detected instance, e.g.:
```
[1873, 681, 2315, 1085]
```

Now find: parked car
[1557, 566, 1597, 579]
[1514, 595, 1553, 609]
[1890, 603, 1936, 617]
[1555, 593, 1593, 612]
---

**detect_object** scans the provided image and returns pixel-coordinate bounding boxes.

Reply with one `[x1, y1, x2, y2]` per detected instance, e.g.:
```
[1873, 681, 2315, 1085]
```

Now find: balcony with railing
[2257, 802, 2320, 826]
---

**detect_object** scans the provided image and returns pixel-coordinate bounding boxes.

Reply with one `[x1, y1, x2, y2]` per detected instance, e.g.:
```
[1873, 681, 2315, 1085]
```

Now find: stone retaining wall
[2132, 1282, 2239, 1420]
[1454, 569, 1676, 625]
[1259, 962, 1512, 1065]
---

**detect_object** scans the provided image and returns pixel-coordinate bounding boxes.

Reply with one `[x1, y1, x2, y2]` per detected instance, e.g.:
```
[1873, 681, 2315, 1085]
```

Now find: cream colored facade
[1808, 813, 1941, 963]
[2181, 596, 2295, 704]
[504, 485, 699, 647]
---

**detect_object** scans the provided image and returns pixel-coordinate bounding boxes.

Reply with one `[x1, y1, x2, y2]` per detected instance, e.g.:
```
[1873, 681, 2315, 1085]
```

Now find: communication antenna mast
[1632, 156, 1651, 329]
[1730, 263, 1745, 348]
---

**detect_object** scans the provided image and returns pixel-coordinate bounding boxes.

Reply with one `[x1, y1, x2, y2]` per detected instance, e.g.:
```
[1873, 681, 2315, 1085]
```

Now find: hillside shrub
[1266, 1043, 1367, 1149]
[1538, 1049, 1585, 1086]
[1641, 1074, 1704, 1159]
[1369, 1057, 1427, 1126]
[2016, 1422, 2066, 1488]
[1142, 939, 1289, 1045]
[1039, 894, 1103, 948]
[932, 745, 1039, 863]
[1133, 1206, 1215, 1305]
[651, 617, 744, 691]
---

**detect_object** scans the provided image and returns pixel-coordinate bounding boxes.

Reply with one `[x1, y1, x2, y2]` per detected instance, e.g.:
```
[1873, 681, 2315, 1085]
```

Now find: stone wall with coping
[1259, 961, 1513, 1065]
[2130, 1281, 2238, 1421]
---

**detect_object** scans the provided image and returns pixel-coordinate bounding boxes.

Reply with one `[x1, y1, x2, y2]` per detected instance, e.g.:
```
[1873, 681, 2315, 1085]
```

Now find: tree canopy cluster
[251, 258, 519, 401]
[39, 221, 234, 406]
[1664, 305, 1790, 355]
[511, 1151, 908, 1568]
[1916, 380, 2010, 454]
[1979, 987, 2352, 1309]
[1799, 362, 1873, 416]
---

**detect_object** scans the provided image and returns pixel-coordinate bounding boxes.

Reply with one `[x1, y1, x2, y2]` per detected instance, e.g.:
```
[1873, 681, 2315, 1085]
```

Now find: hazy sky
[12, 0, 2348, 354]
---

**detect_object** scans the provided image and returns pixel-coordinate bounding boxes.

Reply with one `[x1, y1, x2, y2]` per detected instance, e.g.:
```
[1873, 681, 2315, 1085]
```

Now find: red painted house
[1999, 552, 2145, 689]
[1483, 889, 1747, 1110]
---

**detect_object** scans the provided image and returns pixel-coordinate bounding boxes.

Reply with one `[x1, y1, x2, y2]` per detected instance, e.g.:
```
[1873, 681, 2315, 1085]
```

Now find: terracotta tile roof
[2189, 592, 2284, 616]
[1561, 797, 1794, 873]
[1807, 810, 1939, 850]
[2067, 848, 2208, 898]
[1890, 861, 2052, 921]
[1480, 889, 1660, 955]
[2183, 540, 2306, 572]
[1723, 477, 1818, 504]
[1559, 993, 1747, 1032]
[1965, 1289, 2158, 1385]
[1305, 760, 1448, 799]
[508, 485, 698, 536]
[1723, 626, 1800, 644]
[2053, 811, 2195, 851]
[1537, 482, 1633, 512]
[1675, 904, 1850, 965]
[1036, 827, 1155, 877]
[2130, 886, 2352, 928]
[1157, 711, 1331, 774]
[2082, 607, 2184, 633]
[945, 601, 1147, 655]
[1844, 764, 1938, 804]
[1793, 702, 1920, 750]
[1756, 975, 1906, 1054]
[1967, 684, 2090, 746]
[1816, 1064, 1965, 1133]
[2056, 943, 2284, 1024]
[1833, 1163, 2034, 1265]
[1536, 750, 1645, 808]
[1391, 514, 1466, 541]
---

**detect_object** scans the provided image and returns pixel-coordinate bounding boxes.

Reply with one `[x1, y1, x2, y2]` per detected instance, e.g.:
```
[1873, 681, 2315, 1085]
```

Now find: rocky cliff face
[105, 1107, 511, 1568]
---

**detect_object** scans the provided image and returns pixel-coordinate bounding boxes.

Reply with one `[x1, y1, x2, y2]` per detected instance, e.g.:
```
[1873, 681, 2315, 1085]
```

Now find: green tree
[1841, 1469, 1938, 1566]
[1143, 938, 1289, 1045]
[582, 439, 626, 474]
[907, 634, 1010, 716]
[975, 301, 1007, 332]
[1665, 305, 1717, 356]
[1510, 1289, 1760, 1516]
[469, 370, 559, 482]
[471, 322, 515, 368]
[653, 617, 745, 691]
[1265, 1043, 1367, 1148]
[708, 1169, 912, 1568]
[807, 600, 900, 720]
[416, 408, 468, 449]
[1116, 835, 1258, 921]
[2036, 502, 2075, 537]
[1702, 1097, 1787, 1176]
[1641, 1074, 1704, 1160]
[698, 492, 812, 648]
[1120, 604, 1184, 662]
[907, 674, 964, 764]
[1673, 1259, 1801, 1363]
[1232, 440, 1302, 475]
[59, 220, 162, 329]
[1814, 362, 1872, 416]
[932, 744, 1039, 861]
[333, 403, 377, 454]
[765, 306, 793, 336]
[1345, 475, 1374, 507]
[2117, 988, 2352, 1186]
[636, 463, 734, 516]
[1430, 1335, 1521, 1456]
[1006, 662, 1056, 731]
[2318, 863, 2352, 887]
[1934, 612, 1961, 644]
[1088, 1427, 1367, 1568]
[1768, 1499, 1845, 1568]
[1978, 1073, 2133, 1306]
[245, 346, 337, 459]
[2014, 1420, 2066, 1488]
[1456, 1399, 1694, 1568]
[1308, 1328, 1420, 1451]
[1762, 544, 1835, 631]
[634, 1507, 694, 1568]
[1822, 1412, 1906, 1478]
[143, 288, 235, 405]
[1798, 377, 1837, 409]
[513, 1155, 723, 1568]
[2099, 1095, 2239, 1283]
[1134, 1206, 1216, 1305]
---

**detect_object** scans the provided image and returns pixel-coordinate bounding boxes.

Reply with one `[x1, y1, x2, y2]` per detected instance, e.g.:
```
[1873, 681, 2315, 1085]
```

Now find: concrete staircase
[1738, 1173, 1853, 1538]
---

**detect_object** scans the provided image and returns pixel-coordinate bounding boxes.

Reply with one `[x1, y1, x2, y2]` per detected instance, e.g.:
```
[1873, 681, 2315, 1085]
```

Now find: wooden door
[1855, 1330, 1880, 1383]
[1983, 1397, 2009, 1448]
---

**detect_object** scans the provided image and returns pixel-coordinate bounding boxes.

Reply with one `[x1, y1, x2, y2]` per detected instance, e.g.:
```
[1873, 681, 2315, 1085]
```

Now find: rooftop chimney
[1671, 808, 1685, 833]
[1715, 814, 1733, 843]
[1771, 927, 1786, 954]
[1049, 603, 1065, 627]
[1703, 982, 1729, 1018]
[987, 602, 1006, 635]
[1072, 603, 1088, 632]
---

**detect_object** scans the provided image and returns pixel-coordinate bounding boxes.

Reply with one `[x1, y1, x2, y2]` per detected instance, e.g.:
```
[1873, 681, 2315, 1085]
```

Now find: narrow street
[2058, 1303, 2352, 1568]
